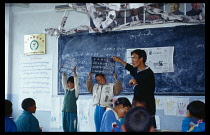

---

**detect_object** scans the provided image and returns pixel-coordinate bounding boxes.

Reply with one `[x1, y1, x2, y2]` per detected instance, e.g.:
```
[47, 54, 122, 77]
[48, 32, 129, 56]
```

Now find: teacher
[112, 49, 156, 129]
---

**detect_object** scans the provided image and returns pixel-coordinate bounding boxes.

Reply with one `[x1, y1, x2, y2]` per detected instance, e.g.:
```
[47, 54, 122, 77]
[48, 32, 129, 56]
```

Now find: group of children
[5, 98, 41, 132]
[5, 49, 205, 132]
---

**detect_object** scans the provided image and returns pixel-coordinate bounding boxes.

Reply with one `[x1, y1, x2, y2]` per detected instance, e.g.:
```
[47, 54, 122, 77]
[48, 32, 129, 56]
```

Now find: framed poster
[24, 34, 46, 55]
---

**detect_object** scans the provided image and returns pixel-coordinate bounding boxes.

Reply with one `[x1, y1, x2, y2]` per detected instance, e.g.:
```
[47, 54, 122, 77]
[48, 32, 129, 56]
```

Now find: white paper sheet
[19, 55, 52, 111]
[155, 96, 165, 110]
[164, 97, 177, 115]
[155, 115, 160, 129]
[50, 97, 60, 128]
[77, 99, 90, 131]
[126, 46, 174, 73]
[176, 98, 189, 117]
[88, 99, 96, 131]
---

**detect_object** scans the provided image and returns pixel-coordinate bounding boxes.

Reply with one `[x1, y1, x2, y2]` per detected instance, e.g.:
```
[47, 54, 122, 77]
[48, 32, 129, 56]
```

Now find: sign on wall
[24, 34, 46, 55]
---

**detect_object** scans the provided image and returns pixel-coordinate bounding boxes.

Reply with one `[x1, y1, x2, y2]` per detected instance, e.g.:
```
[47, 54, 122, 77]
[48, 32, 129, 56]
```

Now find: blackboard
[91, 57, 115, 74]
[58, 24, 205, 95]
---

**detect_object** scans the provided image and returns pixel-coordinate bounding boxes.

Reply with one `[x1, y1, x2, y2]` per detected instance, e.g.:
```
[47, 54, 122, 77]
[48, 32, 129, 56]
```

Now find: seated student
[120, 78, 147, 125]
[122, 106, 154, 132]
[5, 99, 17, 132]
[99, 97, 132, 132]
[182, 100, 205, 132]
[86, 73, 123, 132]
[132, 94, 147, 108]
[130, 78, 147, 108]
[15, 98, 41, 132]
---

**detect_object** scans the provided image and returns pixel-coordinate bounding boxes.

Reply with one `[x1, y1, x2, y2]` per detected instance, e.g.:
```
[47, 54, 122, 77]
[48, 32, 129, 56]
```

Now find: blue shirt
[100, 110, 122, 132]
[15, 111, 40, 132]
[182, 117, 205, 132]
[5, 116, 17, 132]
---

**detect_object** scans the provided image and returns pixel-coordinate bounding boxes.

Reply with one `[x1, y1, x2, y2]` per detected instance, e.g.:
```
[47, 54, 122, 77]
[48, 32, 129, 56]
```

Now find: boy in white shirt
[86, 73, 123, 132]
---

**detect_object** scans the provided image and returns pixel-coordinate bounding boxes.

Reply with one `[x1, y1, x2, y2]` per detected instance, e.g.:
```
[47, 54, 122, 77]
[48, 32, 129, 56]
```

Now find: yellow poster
[24, 34, 46, 55]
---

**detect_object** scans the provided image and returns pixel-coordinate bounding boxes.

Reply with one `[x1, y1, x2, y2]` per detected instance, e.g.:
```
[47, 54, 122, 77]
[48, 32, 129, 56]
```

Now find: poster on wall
[126, 46, 174, 73]
[24, 34, 46, 55]
[19, 55, 52, 111]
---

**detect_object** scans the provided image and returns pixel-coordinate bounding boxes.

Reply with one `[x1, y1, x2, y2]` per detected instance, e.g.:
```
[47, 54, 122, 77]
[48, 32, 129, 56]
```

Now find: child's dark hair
[95, 73, 105, 78]
[114, 97, 132, 108]
[132, 94, 147, 107]
[5, 99, 13, 116]
[21, 98, 36, 111]
[67, 76, 74, 83]
[187, 100, 205, 121]
[124, 106, 152, 132]
[131, 49, 147, 63]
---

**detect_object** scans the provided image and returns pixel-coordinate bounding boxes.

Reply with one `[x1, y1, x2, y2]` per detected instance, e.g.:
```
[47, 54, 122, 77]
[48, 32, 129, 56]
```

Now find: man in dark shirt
[112, 49, 156, 129]
[187, 3, 202, 16]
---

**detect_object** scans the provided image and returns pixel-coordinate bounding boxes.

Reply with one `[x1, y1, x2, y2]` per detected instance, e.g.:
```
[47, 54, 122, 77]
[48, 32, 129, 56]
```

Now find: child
[182, 100, 205, 132]
[119, 78, 147, 126]
[132, 94, 147, 108]
[15, 98, 41, 132]
[121, 106, 154, 132]
[100, 97, 132, 132]
[129, 78, 147, 108]
[61, 66, 80, 132]
[86, 72, 123, 132]
[5, 99, 17, 132]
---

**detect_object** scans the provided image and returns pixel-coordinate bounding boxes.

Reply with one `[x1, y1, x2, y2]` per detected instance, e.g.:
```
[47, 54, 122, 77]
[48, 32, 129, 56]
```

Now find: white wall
[5, 3, 205, 132]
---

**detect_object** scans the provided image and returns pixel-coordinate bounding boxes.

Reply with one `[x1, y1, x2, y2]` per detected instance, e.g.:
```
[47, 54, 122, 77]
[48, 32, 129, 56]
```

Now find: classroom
[5, 3, 205, 132]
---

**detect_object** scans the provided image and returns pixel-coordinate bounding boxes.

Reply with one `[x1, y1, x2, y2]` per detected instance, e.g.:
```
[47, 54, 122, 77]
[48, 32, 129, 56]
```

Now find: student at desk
[121, 106, 154, 132]
[100, 97, 132, 132]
